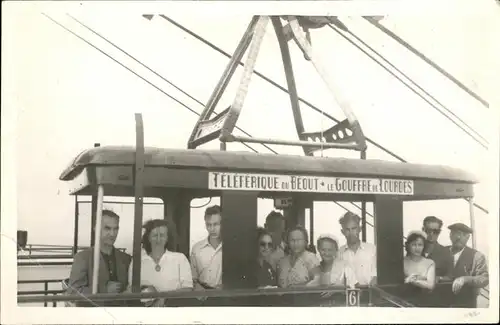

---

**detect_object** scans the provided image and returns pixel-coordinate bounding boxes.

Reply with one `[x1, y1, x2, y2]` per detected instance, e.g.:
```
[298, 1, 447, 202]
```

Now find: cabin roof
[59, 146, 478, 183]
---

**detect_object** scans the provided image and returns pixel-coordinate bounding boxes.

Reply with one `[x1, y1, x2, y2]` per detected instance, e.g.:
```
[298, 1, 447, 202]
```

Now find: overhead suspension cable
[42, 13, 262, 155]
[67, 14, 278, 155]
[327, 23, 488, 149]
[159, 15, 489, 215]
[364, 17, 489, 108]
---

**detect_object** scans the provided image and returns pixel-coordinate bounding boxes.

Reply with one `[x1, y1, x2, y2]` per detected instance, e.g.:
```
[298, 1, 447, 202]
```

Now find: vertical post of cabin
[283, 197, 305, 228]
[220, 142, 227, 151]
[174, 193, 191, 258]
[308, 202, 315, 252]
[221, 191, 258, 289]
[164, 196, 178, 252]
[90, 143, 100, 247]
[132, 113, 145, 293]
[360, 150, 367, 242]
[468, 197, 477, 249]
[90, 195, 97, 247]
[92, 185, 105, 294]
[373, 195, 404, 285]
[73, 196, 79, 256]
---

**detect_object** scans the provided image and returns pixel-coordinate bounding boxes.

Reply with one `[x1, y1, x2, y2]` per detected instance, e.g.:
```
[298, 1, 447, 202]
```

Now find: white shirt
[452, 247, 465, 267]
[339, 242, 377, 285]
[190, 238, 223, 288]
[129, 250, 193, 292]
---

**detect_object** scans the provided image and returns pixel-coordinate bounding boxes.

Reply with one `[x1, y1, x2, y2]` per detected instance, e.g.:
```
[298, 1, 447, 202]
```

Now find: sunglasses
[425, 229, 441, 234]
[260, 241, 273, 248]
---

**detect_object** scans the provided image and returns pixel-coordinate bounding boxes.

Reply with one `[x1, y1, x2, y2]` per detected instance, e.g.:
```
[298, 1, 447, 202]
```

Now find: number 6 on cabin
[346, 288, 361, 307]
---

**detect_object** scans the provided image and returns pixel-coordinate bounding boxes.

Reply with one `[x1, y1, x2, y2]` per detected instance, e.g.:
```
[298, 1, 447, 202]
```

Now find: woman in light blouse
[308, 234, 358, 288]
[306, 234, 358, 306]
[128, 219, 193, 307]
[277, 226, 320, 288]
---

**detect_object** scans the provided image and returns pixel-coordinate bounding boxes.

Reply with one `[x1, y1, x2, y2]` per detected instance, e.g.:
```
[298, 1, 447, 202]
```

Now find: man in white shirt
[338, 212, 377, 286]
[190, 205, 223, 290]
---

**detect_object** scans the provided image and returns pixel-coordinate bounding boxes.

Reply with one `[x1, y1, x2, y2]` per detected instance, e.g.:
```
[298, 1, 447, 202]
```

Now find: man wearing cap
[421, 216, 453, 283]
[338, 212, 377, 286]
[264, 211, 287, 270]
[446, 223, 488, 308]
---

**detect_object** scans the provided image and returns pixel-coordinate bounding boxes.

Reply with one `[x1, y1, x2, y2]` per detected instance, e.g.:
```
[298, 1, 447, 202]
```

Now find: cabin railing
[17, 284, 462, 308]
[17, 244, 127, 266]
[16, 285, 386, 307]
[17, 279, 66, 307]
[17, 282, 489, 307]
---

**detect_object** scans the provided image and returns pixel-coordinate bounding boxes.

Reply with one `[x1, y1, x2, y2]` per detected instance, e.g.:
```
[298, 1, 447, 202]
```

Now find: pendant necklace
[152, 255, 162, 272]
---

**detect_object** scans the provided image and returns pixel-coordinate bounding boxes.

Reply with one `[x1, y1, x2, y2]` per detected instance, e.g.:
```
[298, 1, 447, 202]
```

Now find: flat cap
[448, 223, 473, 234]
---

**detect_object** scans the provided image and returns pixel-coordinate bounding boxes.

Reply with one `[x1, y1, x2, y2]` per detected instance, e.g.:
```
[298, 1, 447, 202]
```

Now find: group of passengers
[254, 210, 373, 291]
[402, 216, 488, 307]
[66, 207, 488, 308]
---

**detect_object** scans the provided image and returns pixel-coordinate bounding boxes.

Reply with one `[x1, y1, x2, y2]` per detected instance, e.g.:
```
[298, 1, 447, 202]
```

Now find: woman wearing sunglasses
[255, 227, 278, 288]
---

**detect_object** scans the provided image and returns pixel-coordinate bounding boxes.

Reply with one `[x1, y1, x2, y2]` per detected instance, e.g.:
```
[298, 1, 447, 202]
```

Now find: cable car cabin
[53, 145, 476, 307]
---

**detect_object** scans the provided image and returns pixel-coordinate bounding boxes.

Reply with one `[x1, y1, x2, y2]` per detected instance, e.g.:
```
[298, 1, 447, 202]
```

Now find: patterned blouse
[277, 251, 320, 288]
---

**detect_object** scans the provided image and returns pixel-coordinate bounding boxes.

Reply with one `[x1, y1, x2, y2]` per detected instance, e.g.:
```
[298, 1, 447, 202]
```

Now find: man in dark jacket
[421, 216, 453, 283]
[67, 210, 132, 306]
[446, 223, 488, 308]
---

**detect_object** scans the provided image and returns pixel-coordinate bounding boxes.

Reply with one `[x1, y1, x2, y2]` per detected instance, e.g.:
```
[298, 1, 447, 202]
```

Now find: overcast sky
[3, 3, 498, 257]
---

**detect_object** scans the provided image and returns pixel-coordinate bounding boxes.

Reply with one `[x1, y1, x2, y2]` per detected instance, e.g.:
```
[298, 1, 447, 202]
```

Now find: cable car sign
[208, 172, 414, 195]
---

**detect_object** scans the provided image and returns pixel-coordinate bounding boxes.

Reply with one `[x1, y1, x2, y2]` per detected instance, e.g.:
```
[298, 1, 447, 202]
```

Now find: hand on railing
[141, 286, 164, 307]
[106, 281, 123, 294]
[451, 277, 466, 294]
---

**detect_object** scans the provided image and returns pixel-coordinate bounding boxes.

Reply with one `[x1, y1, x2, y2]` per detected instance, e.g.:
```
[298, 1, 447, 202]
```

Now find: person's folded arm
[412, 263, 435, 290]
[67, 252, 92, 295]
[465, 251, 489, 288]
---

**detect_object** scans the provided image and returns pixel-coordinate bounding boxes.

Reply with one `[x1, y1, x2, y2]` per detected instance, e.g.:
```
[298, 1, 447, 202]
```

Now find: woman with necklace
[403, 230, 436, 291]
[128, 219, 193, 307]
